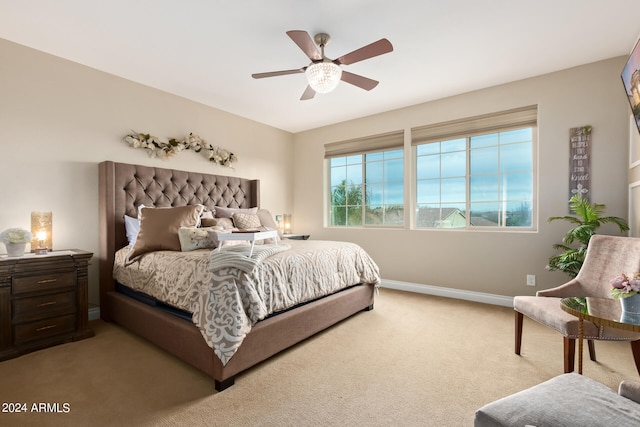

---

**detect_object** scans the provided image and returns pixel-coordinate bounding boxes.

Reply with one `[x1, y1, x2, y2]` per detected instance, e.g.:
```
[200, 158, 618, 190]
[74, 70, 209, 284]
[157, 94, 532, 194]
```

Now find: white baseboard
[86, 281, 513, 322]
[380, 279, 514, 307]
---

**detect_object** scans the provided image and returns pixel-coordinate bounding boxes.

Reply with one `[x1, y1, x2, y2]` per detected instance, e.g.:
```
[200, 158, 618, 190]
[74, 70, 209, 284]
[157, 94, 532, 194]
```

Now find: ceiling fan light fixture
[305, 62, 342, 94]
[252, 31, 393, 100]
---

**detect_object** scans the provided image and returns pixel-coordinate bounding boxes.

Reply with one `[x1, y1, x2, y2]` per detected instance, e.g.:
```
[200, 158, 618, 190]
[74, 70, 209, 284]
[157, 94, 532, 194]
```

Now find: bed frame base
[107, 284, 374, 391]
[215, 377, 235, 392]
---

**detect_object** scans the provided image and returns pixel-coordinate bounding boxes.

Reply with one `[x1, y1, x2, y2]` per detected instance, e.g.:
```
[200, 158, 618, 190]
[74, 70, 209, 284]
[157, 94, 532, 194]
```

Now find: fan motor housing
[314, 33, 331, 48]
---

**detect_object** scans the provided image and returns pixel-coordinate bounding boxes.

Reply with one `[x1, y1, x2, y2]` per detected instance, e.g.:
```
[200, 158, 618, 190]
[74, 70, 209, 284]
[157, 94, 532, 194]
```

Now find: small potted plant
[611, 273, 640, 299]
[611, 273, 640, 322]
[0, 227, 33, 257]
[547, 195, 629, 278]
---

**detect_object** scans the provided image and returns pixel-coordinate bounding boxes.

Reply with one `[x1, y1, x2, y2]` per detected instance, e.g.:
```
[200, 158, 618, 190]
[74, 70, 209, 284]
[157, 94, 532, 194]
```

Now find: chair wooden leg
[515, 311, 523, 355]
[631, 340, 640, 375]
[563, 337, 575, 373]
[587, 340, 596, 362]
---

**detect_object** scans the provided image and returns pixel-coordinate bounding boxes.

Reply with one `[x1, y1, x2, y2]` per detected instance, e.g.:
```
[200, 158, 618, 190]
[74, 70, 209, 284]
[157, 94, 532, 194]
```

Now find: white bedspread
[113, 239, 380, 365]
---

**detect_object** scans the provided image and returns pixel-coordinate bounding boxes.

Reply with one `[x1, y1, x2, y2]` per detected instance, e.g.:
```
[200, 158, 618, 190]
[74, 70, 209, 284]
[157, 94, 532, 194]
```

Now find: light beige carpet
[0, 289, 638, 426]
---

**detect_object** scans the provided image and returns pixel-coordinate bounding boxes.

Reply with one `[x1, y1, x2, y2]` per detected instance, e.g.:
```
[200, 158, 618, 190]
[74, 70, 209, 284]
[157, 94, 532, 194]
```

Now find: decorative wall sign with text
[569, 125, 592, 203]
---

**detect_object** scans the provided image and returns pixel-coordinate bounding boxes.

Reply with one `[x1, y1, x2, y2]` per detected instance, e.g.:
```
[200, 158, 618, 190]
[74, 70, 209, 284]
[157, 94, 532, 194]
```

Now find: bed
[98, 161, 379, 391]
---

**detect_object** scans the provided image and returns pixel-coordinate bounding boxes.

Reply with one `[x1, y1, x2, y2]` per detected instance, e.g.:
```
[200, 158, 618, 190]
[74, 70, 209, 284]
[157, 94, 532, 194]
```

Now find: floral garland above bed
[123, 132, 238, 168]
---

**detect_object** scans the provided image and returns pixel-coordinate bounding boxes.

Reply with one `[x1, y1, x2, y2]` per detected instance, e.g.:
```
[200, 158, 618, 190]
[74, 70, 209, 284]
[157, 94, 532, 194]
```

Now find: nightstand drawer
[13, 314, 76, 344]
[12, 291, 76, 324]
[12, 271, 76, 295]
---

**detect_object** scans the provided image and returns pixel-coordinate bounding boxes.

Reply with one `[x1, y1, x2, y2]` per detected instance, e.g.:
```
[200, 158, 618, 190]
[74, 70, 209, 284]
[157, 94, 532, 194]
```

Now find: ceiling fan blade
[340, 71, 379, 91]
[334, 38, 393, 66]
[300, 85, 316, 100]
[286, 30, 322, 61]
[252, 68, 305, 79]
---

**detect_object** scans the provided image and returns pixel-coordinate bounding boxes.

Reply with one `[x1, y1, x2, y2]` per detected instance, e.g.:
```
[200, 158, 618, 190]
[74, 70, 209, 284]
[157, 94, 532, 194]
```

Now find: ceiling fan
[252, 30, 393, 100]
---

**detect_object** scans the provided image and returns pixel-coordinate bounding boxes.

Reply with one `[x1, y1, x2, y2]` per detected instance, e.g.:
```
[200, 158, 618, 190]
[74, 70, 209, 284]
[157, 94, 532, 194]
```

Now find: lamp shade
[305, 62, 342, 94]
[31, 211, 52, 252]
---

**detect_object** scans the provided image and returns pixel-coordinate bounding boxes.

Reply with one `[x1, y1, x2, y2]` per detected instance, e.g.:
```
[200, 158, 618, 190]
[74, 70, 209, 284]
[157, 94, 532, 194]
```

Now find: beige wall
[0, 39, 294, 305]
[629, 115, 640, 236]
[293, 57, 631, 297]
[1, 36, 632, 303]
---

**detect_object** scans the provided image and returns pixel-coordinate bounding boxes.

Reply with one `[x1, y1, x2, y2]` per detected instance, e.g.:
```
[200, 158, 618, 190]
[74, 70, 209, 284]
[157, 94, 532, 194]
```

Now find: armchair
[514, 234, 640, 373]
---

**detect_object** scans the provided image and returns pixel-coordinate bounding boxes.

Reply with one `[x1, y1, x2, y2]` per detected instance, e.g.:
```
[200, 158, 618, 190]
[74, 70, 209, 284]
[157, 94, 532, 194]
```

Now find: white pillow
[124, 215, 140, 246]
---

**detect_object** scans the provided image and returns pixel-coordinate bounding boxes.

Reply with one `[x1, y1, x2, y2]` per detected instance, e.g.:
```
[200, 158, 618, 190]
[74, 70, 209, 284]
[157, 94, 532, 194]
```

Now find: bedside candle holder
[283, 214, 292, 234]
[31, 211, 52, 254]
[35, 231, 48, 255]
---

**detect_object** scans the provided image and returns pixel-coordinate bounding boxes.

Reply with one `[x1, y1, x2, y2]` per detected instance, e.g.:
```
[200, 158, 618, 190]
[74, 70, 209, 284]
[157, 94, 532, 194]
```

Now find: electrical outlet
[526, 275, 536, 286]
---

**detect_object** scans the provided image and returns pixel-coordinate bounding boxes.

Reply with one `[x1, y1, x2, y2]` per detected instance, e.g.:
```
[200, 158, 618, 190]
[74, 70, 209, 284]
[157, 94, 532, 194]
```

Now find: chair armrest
[536, 278, 587, 297]
[619, 380, 640, 404]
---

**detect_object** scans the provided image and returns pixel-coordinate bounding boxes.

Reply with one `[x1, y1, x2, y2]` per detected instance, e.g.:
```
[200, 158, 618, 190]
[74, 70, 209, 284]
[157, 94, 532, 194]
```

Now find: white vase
[5, 242, 26, 257]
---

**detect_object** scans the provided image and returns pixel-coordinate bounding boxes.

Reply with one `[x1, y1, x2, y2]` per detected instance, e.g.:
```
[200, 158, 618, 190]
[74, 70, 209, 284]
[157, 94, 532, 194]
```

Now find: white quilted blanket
[113, 239, 380, 365]
[208, 243, 290, 274]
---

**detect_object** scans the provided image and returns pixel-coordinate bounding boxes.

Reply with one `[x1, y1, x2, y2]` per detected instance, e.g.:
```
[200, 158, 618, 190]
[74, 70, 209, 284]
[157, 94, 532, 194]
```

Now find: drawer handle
[36, 324, 57, 332]
[37, 301, 57, 307]
[37, 279, 57, 284]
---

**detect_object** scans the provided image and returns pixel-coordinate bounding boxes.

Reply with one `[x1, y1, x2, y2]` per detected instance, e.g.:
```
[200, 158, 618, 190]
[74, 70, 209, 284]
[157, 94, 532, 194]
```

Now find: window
[412, 106, 537, 230]
[325, 131, 404, 227]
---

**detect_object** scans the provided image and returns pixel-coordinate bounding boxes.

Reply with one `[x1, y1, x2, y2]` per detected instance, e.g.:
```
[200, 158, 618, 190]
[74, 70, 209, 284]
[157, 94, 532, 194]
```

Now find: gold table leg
[578, 317, 584, 374]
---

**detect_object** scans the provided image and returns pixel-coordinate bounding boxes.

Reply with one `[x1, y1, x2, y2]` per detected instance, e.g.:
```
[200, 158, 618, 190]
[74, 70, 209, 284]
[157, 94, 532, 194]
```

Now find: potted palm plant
[547, 195, 629, 278]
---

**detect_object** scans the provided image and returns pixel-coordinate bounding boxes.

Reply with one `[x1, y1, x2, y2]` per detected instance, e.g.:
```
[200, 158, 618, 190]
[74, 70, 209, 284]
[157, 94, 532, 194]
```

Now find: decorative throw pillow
[137, 204, 206, 226]
[215, 217, 235, 230]
[232, 213, 262, 230]
[201, 209, 215, 220]
[126, 205, 204, 263]
[215, 206, 258, 219]
[178, 226, 223, 251]
[257, 209, 283, 239]
[200, 217, 218, 227]
[233, 211, 280, 245]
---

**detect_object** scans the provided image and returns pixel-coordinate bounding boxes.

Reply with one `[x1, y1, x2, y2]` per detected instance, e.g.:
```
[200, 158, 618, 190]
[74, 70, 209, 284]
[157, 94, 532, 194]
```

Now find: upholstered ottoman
[474, 373, 640, 427]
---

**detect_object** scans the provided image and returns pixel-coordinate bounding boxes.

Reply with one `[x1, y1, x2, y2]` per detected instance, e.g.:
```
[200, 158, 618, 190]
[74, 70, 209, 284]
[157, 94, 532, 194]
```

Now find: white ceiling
[1, 1, 640, 133]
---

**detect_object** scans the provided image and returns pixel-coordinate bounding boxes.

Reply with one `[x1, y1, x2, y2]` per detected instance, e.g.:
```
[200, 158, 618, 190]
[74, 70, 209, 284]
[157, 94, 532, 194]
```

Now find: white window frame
[411, 106, 538, 231]
[325, 131, 404, 228]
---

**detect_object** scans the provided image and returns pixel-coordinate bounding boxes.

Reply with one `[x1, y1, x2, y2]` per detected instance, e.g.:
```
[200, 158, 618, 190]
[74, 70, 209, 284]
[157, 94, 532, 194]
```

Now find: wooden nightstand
[0, 250, 94, 361]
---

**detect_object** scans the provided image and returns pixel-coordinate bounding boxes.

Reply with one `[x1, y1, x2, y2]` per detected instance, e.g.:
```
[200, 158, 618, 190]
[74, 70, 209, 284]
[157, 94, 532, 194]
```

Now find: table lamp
[31, 211, 52, 254]
[283, 214, 292, 234]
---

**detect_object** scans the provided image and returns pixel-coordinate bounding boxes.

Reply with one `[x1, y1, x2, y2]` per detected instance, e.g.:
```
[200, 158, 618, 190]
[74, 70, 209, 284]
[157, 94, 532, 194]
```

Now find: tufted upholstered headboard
[98, 161, 259, 315]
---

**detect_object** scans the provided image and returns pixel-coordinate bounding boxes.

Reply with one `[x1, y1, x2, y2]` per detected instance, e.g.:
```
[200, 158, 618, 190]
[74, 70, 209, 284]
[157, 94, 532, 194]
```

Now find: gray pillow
[214, 206, 258, 219]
